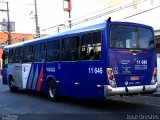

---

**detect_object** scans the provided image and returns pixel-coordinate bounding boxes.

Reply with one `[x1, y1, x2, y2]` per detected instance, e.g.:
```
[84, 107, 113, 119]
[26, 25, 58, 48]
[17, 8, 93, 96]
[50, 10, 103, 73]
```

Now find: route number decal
[135, 60, 148, 70]
[136, 60, 147, 65]
[88, 67, 103, 74]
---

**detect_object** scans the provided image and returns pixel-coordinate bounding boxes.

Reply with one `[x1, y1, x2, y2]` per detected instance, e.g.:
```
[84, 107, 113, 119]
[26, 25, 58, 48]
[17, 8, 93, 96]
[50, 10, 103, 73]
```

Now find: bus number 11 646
[88, 67, 103, 74]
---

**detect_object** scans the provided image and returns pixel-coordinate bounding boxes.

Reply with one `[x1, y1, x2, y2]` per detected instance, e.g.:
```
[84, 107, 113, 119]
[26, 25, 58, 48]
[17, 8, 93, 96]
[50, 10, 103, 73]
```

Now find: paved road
[0, 80, 159, 120]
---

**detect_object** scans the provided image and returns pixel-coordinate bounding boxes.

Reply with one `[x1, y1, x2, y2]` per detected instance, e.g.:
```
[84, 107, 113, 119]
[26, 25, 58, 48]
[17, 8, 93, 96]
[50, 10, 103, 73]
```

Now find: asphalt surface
[0, 79, 159, 120]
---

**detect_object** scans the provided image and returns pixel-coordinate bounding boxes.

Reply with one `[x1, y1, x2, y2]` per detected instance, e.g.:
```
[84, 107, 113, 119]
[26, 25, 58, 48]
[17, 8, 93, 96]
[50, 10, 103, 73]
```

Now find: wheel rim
[49, 84, 55, 98]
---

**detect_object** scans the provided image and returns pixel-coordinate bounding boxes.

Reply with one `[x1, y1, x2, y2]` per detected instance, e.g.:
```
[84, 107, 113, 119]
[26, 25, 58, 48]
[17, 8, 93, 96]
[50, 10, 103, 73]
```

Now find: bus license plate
[130, 76, 139, 80]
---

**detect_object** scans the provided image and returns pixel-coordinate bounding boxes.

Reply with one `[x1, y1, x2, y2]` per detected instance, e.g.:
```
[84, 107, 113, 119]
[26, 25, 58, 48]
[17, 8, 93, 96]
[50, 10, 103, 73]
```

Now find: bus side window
[34, 43, 46, 62]
[92, 31, 101, 60]
[23, 46, 27, 62]
[81, 31, 101, 61]
[8, 48, 15, 63]
[29, 45, 33, 61]
[47, 40, 60, 62]
[52, 40, 60, 61]
[62, 36, 79, 61]
[14, 47, 23, 63]
[14, 48, 19, 63]
[34, 44, 41, 62]
[41, 43, 46, 62]
[19, 47, 23, 62]
[81, 33, 92, 60]
[23, 45, 33, 62]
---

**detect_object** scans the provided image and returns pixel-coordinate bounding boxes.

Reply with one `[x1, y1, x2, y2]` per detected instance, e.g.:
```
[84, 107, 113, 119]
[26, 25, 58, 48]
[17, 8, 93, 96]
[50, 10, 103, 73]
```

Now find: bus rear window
[110, 25, 155, 49]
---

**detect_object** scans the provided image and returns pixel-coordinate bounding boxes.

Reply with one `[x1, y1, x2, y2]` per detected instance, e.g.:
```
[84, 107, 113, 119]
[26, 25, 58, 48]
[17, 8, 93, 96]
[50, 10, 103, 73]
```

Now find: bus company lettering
[15, 66, 21, 71]
[121, 59, 131, 65]
[46, 67, 56, 72]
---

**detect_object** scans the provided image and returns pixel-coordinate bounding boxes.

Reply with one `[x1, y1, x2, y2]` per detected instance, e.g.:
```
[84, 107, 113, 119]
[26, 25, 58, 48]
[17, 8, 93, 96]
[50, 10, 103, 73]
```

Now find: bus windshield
[110, 25, 155, 49]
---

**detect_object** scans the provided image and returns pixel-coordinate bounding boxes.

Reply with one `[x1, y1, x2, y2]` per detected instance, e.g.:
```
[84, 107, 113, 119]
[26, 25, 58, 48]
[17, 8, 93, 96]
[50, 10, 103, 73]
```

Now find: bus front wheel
[9, 76, 18, 92]
[46, 80, 59, 102]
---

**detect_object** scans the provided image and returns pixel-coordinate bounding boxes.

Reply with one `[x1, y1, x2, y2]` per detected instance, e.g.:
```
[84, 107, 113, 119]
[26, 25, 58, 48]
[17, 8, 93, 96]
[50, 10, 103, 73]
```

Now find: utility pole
[0, 1, 11, 45]
[34, 0, 40, 38]
[68, 9, 71, 28]
[63, 0, 72, 28]
[6, 2, 11, 45]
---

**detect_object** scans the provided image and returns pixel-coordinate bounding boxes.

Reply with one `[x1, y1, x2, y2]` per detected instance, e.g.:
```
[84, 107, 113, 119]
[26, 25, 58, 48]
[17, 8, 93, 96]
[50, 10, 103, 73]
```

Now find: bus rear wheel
[9, 77, 18, 92]
[46, 80, 59, 102]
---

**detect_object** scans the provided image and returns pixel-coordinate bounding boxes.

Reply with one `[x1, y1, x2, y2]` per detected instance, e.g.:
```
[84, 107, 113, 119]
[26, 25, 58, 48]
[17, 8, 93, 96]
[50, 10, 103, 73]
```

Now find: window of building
[81, 31, 101, 60]
[62, 36, 80, 61]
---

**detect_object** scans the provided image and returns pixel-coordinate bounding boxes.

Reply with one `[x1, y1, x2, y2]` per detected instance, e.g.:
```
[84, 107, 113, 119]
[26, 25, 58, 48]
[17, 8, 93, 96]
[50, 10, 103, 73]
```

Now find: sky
[0, 0, 122, 34]
[4, 0, 65, 34]
[0, 0, 160, 35]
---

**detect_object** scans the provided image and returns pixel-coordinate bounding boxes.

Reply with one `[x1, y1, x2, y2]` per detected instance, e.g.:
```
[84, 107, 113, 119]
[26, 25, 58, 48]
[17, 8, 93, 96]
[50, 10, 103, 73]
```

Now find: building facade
[71, 0, 160, 51]
[0, 32, 34, 69]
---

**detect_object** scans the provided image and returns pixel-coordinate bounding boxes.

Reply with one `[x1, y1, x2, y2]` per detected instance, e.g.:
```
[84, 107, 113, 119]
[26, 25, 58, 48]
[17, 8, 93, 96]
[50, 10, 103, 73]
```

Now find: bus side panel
[8, 64, 22, 88]
[78, 61, 106, 99]
[74, 29, 108, 99]
[60, 62, 81, 97]
[43, 62, 81, 97]
[22, 64, 32, 89]
[43, 62, 106, 99]
[25, 63, 44, 91]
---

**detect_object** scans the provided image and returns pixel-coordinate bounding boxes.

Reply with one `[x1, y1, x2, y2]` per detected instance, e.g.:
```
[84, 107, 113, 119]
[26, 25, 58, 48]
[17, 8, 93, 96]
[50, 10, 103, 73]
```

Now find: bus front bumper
[104, 82, 158, 96]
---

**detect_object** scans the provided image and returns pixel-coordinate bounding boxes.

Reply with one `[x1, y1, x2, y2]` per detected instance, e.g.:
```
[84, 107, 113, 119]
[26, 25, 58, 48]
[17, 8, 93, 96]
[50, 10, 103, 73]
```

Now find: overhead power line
[119, 5, 160, 20]
[59, 0, 147, 31]
[71, 0, 147, 26]
[70, 1, 121, 23]
[42, 0, 142, 32]
[42, 0, 157, 33]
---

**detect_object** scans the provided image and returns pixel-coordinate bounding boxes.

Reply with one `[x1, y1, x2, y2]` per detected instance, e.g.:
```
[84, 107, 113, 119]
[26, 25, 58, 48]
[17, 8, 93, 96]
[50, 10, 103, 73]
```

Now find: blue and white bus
[2, 19, 158, 101]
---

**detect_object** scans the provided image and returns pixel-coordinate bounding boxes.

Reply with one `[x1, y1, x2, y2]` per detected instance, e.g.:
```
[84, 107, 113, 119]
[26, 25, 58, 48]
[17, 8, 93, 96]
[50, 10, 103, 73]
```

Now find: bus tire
[9, 76, 18, 92]
[46, 80, 59, 102]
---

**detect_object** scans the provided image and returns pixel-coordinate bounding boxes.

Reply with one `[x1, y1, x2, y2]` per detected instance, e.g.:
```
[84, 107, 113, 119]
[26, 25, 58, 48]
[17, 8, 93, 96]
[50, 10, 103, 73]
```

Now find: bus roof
[4, 21, 107, 49]
[4, 20, 153, 49]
